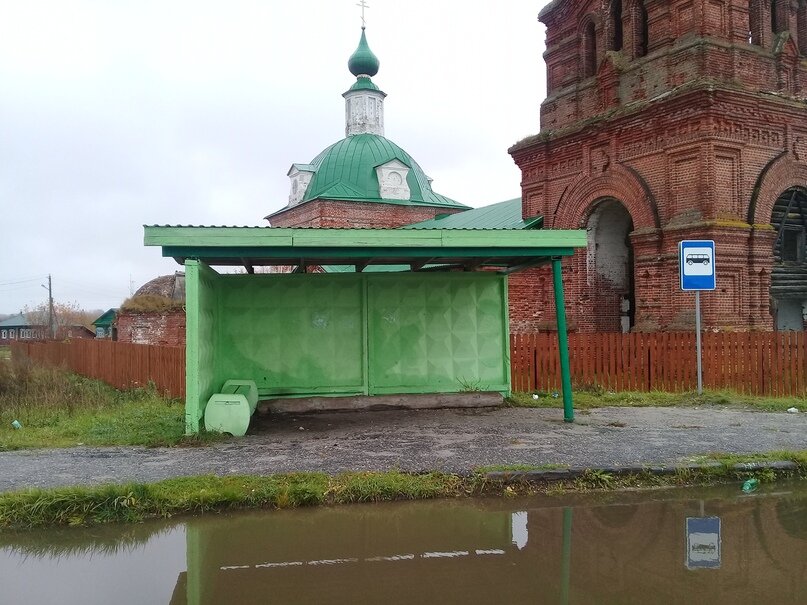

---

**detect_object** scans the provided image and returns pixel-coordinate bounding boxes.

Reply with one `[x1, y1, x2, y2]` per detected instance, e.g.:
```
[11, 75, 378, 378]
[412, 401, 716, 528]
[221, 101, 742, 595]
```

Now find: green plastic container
[204, 380, 259, 437]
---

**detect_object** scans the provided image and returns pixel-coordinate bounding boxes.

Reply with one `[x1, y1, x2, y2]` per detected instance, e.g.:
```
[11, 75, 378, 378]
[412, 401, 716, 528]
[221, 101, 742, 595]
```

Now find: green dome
[301, 134, 466, 208]
[348, 28, 380, 77]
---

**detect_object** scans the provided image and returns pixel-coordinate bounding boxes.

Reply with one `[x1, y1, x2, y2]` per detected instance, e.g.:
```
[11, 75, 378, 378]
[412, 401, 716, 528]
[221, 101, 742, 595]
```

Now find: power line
[0, 277, 44, 287]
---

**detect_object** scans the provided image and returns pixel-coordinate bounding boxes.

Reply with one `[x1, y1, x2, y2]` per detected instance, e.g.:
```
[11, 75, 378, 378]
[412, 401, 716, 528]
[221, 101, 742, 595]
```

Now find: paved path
[1, 406, 806, 492]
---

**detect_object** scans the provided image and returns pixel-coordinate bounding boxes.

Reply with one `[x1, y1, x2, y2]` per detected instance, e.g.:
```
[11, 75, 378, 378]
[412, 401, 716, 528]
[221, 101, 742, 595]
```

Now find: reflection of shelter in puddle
[3, 487, 807, 603]
[162, 491, 807, 604]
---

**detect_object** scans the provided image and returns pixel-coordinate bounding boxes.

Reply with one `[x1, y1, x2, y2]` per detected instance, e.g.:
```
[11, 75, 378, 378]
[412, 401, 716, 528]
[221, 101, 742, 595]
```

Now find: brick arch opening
[748, 152, 807, 225]
[770, 186, 807, 330]
[585, 198, 635, 332]
[553, 164, 660, 230]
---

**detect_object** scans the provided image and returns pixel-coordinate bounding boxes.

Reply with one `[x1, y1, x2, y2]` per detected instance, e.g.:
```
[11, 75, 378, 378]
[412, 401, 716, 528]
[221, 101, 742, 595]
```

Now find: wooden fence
[10, 332, 807, 398]
[10, 340, 185, 399]
[511, 331, 807, 396]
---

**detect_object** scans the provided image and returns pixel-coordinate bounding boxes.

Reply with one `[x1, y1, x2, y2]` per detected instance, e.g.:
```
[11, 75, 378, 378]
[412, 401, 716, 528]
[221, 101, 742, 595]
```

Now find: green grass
[0, 346, 10, 361]
[693, 449, 807, 467]
[0, 358, 220, 450]
[506, 388, 806, 412]
[3, 453, 806, 529]
[0, 471, 466, 528]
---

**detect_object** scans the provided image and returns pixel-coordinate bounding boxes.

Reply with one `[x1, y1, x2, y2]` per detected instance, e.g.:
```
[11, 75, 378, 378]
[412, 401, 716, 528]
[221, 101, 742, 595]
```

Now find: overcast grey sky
[0, 0, 549, 314]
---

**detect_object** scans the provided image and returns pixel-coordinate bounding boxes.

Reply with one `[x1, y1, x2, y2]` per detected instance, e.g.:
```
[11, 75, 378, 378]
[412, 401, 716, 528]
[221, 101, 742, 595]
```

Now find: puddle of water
[2, 482, 806, 604]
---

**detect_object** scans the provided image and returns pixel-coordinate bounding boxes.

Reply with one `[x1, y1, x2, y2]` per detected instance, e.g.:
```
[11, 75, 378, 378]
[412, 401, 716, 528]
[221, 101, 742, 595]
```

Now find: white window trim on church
[287, 167, 314, 207]
[375, 160, 410, 200]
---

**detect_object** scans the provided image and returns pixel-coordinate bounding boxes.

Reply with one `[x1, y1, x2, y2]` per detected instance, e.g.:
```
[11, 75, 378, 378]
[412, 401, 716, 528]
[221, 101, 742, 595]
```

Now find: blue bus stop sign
[680, 240, 716, 291]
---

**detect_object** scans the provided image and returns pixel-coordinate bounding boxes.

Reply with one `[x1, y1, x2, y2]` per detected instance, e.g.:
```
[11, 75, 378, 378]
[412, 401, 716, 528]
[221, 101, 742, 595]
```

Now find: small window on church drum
[782, 229, 803, 261]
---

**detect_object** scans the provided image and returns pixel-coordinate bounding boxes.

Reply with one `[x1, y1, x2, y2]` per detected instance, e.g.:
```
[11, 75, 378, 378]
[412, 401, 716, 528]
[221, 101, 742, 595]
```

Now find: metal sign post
[695, 290, 702, 394]
[680, 241, 716, 395]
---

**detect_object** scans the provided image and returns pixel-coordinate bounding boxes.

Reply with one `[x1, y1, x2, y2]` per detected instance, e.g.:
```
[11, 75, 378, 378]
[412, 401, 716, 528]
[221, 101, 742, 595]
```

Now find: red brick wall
[510, 0, 807, 333]
[117, 312, 186, 347]
[269, 200, 464, 228]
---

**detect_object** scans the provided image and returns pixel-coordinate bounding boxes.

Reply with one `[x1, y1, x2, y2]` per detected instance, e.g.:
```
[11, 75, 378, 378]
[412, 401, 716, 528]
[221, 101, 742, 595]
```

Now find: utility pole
[48, 274, 55, 339]
[41, 275, 55, 339]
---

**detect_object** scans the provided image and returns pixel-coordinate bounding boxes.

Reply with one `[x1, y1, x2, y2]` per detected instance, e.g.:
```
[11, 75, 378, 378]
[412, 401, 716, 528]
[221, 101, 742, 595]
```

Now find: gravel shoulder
[1, 405, 805, 493]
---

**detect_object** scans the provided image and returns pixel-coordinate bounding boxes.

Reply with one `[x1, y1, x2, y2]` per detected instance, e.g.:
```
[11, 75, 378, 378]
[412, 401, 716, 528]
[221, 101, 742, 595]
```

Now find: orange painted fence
[511, 331, 807, 396]
[10, 340, 185, 399]
[10, 332, 807, 398]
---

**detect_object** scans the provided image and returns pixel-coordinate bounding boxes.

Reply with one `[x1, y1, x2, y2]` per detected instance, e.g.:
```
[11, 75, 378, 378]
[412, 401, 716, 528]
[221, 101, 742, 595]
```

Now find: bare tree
[24, 301, 98, 338]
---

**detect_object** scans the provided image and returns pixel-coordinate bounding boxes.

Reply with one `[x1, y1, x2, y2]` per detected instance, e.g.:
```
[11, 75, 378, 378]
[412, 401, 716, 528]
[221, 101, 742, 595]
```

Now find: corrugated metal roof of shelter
[145, 223, 544, 231]
[402, 198, 542, 230]
[0, 314, 31, 328]
[145, 224, 587, 274]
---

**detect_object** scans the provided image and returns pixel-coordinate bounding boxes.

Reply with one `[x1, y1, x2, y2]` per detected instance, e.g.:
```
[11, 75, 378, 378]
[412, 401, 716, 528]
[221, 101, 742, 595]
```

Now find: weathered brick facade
[117, 312, 186, 347]
[269, 200, 463, 229]
[509, 0, 807, 333]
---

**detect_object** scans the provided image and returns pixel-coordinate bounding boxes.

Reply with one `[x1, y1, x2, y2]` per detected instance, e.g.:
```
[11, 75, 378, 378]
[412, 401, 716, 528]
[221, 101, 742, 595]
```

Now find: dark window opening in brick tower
[771, 0, 786, 34]
[771, 0, 777, 32]
[771, 187, 807, 331]
[610, 0, 623, 51]
[582, 20, 597, 78]
[635, 1, 649, 57]
[798, 1, 807, 55]
[586, 199, 635, 333]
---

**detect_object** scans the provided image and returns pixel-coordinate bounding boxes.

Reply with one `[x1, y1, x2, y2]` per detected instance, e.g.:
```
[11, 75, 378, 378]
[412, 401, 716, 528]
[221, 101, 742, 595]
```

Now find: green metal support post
[551, 258, 574, 422]
[560, 506, 573, 605]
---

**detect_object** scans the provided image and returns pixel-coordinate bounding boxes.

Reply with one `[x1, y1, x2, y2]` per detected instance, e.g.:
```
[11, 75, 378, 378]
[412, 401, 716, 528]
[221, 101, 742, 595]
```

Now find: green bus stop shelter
[145, 226, 586, 435]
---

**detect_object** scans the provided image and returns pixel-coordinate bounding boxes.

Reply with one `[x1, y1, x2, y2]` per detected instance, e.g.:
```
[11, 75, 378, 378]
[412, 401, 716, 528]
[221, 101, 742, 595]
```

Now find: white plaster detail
[586, 199, 632, 288]
[344, 88, 385, 136]
[287, 166, 314, 207]
[375, 159, 410, 200]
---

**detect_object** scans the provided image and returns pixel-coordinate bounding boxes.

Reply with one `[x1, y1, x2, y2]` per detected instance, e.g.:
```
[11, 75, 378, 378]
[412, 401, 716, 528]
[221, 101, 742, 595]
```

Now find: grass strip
[0, 471, 468, 529]
[507, 389, 806, 412]
[2, 453, 806, 530]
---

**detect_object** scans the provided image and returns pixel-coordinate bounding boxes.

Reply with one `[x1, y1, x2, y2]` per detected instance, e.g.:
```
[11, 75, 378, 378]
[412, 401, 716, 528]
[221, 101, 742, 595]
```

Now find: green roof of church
[300, 134, 467, 209]
[346, 76, 383, 93]
[403, 198, 542, 230]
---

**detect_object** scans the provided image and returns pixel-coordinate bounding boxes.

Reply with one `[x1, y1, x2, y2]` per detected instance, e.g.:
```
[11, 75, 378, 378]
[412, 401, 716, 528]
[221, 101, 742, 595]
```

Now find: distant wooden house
[0, 314, 45, 345]
[117, 272, 186, 346]
[92, 309, 118, 339]
[56, 325, 95, 340]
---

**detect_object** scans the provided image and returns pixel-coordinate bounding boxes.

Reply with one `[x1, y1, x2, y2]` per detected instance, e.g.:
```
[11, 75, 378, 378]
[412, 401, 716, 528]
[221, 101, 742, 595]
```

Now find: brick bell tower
[510, 0, 807, 332]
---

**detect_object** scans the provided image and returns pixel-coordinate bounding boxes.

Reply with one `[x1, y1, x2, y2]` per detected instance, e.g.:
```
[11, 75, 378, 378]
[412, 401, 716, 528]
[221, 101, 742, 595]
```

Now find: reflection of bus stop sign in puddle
[686, 517, 721, 569]
[686, 254, 710, 265]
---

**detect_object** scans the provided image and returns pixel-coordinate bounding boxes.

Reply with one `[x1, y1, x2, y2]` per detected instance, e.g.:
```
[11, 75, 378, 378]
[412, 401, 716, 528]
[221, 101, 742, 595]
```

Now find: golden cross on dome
[356, 0, 369, 27]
